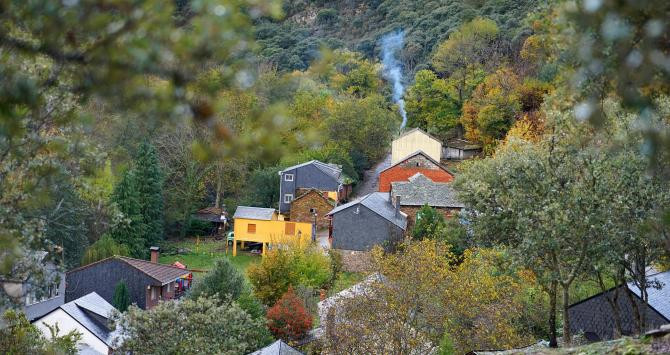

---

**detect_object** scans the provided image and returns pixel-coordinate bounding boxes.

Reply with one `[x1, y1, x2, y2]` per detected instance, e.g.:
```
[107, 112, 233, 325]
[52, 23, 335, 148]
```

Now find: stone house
[379, 150, 454, 192]
[278, 160, 352, 215]
[66, 248, 191, 310]
[568, 270, 670, 341]
[326, 192, 407, 271]
[289, 189, 336, 229]
[391, 128, 442, 164]
[390, 173, 464, 230]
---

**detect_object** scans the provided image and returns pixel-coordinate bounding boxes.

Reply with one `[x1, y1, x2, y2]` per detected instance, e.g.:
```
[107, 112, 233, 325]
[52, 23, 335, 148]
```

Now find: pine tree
[110, 169, 145, 257]
[113, 281, 131, 312]
[134, 142, 164, 247]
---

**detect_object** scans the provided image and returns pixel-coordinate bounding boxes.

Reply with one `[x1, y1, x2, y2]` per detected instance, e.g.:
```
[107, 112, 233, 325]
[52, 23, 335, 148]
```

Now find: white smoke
[380, 30, 407, 129]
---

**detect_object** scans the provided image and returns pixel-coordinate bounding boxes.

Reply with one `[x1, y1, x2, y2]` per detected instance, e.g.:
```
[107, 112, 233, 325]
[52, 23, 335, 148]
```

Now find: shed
[391, 128, 442, 165]
[443, 138, 482, 160]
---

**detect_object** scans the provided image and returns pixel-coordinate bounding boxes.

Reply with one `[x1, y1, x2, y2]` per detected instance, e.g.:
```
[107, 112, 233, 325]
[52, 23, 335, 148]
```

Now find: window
[247, 224, 256, 234]
[309, 208, 317, 214]
[285, 222, 296, 235]
[151, 287, 157, 300]
[284, 194, 293, 203]
[284, 173, 294, 181]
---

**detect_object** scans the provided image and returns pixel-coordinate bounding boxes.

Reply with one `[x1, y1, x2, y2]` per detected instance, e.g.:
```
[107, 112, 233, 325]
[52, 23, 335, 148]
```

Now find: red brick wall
[379, 168, 453, 192]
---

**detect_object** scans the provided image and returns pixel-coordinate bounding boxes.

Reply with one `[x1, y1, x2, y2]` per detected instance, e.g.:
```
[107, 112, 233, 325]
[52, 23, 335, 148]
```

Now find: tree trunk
[624, 286, 642, 335]
[598, 270, 623, 337]
[562, 283, 572, 346]
[548, 280, 558, 348]
[215, 173, 222, 209]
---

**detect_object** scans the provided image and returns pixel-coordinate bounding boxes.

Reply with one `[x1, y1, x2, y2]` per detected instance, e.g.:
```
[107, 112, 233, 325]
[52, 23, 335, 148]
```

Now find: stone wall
[290, 190, 334, 229]
[379, 154, 453, 192]
[336, 249, 373, 272]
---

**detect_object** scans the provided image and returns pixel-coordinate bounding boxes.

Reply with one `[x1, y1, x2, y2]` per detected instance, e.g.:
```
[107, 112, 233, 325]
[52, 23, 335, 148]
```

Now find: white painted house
[33, 292, 117, 355]
[391, 128, 442, 165]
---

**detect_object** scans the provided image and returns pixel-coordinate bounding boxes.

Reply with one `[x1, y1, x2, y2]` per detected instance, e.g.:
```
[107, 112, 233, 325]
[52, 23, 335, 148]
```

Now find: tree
[0, 310, 81, 355]
[113, 281, 131, 312]
[432, 18, 501, 105]
[190, 258, 246, 302]
[134, 142, 164, 247]
[266, 287, 312, 342]
[322, 241, 534, 354]
[109, 169, 145, 257]
[81, 235, 130, 266]
[114, 295, 272, 354]
[411, 205, 447, 240]
[405, 70, 461, 140]
[248, 241, 332, 306]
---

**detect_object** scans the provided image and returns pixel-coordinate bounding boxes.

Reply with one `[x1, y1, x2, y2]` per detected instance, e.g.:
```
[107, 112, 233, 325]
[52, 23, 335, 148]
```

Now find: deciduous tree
[266, 287, 312, 342]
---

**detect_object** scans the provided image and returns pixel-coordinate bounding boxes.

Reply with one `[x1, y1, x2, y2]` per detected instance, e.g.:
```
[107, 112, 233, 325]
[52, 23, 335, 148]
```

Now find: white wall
[391, 130, 442, 164]
[34, 309, 110, 355]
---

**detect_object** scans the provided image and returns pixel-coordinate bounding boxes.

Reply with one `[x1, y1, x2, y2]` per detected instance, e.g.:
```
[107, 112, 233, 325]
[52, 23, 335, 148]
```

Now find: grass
[158, 237, 260, 279]
[331, 271, 367, 295]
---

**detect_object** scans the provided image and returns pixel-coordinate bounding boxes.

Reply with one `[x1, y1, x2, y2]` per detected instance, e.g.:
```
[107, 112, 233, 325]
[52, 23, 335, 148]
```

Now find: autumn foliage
[266, 287, 313, 342]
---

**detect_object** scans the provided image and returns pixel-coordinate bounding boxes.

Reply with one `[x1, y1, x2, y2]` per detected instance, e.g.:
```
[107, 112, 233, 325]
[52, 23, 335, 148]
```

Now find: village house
[33, 292, 117, 354]
[192, 206, 229, 235]
[232, 206, 313, 256]
[278, 160, 352, 215]
[391, 128, 442, 165]
[66, 247, 191, 310]
[378, 150, 454, 192]
[443, 138, 483, 160]
[327, 193, 407, 270]
[390, 173, 464, 229]
[289, 188, 336, 229]
[568, 270, 670, 341]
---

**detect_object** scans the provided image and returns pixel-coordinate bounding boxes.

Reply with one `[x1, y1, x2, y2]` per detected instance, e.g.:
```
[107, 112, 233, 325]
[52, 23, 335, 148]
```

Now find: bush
[316, 8, 337, 24]
[0, 310, 81, 354]
[248, 241, 332, 306]
[411, 205, 447, 240]
[266, 287, 313, 342]
[113, 281, 131, 312]
[190, 258, 246, 302]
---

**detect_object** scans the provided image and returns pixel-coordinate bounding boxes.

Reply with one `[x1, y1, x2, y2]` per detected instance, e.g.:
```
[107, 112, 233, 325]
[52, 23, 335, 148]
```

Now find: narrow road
[353, 153, 391, 197]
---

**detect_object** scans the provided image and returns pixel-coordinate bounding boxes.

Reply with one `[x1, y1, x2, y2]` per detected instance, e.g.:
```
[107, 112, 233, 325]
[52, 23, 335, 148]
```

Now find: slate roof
[391, 173, 464, 208]
[292, 188, 337, 206]
[248, 340, 303, 355]
[233, 206, 276, 221]
[327, 192, 407, 230]
[395, 127, 442, 145]
[69, 256, 191, 285]
[629, 270, 670, 320]
[58, 292, 116, 348]
[279, 160, 347, 184]
[379, 150, 453, 176]
[445, 138, 482, 150]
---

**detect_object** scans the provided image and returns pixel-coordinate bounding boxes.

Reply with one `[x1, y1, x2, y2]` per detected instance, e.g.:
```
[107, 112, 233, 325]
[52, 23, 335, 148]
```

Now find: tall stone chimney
[150, 246, 160, 263]
[395, 195, 401, 217]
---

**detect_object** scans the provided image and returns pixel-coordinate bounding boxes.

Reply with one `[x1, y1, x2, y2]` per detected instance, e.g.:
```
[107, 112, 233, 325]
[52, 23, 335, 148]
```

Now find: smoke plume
[380, 30, 407, 129]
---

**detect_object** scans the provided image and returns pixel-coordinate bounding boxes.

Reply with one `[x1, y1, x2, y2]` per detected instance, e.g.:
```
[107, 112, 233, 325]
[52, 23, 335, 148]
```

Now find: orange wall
[379, 167, 453, 192]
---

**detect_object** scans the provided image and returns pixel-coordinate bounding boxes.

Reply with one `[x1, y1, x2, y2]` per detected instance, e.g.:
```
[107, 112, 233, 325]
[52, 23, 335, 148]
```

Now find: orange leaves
[266, 287, 313, 342]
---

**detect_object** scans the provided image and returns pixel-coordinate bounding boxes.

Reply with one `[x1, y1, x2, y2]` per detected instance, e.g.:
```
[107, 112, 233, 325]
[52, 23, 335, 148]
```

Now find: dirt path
[353, 153, 391, 197]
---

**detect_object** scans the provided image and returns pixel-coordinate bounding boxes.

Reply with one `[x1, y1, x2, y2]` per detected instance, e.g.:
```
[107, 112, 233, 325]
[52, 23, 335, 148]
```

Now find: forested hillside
[256, 0, 543, 72]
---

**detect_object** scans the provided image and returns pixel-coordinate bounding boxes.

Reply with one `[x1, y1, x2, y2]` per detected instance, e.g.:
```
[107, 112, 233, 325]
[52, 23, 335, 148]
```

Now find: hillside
[255, 0, 544, 72]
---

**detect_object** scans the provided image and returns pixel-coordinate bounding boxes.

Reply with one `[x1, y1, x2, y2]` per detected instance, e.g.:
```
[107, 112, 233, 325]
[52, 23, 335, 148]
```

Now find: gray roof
[379, 149, 453, 175]
[279, 160, 346, 184]
[327, 192, 407, 230]
[58, 292, 116, 348]
[233, 206, 276, 220]
[629, 270, 670, 320]
[445, 138, 482, 150]
[249, 340, 303, 355]
[391, 173, 464, 208]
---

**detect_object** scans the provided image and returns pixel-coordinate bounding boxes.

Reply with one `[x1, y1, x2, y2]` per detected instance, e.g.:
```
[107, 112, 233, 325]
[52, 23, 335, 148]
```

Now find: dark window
[247, 224, 256, 233]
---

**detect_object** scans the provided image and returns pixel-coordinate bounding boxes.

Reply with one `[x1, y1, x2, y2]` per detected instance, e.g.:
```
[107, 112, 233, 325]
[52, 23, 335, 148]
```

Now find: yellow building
[391, 128, 442, 164]
[232, 206, 313, 256]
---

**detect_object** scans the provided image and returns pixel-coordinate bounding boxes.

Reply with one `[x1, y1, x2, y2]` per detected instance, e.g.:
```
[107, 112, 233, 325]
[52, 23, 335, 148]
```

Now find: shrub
[0, 310, 81, 354]
[266, 287, 313, 342]
[316, 8, 337, 24]
[190, 258, 245, 302]
[113, 281, 131, 312]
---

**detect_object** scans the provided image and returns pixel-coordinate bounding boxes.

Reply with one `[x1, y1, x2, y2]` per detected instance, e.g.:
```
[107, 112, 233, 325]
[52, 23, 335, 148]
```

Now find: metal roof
[327, 192, 407, 230]
[233, 206, 276, 220]
[248, 340, 303, 355]
[394, 127, 443, 145]
[629, 270, 670, 320]
[59, 292, 116, 348]
[391, 173, 464, 208]
[445, 138, 482, 150]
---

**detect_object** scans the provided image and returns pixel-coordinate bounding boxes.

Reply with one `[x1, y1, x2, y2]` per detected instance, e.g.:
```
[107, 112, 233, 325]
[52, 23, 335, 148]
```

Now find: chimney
[150, 246, 160, 263]
[395, 195, 401, 217]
